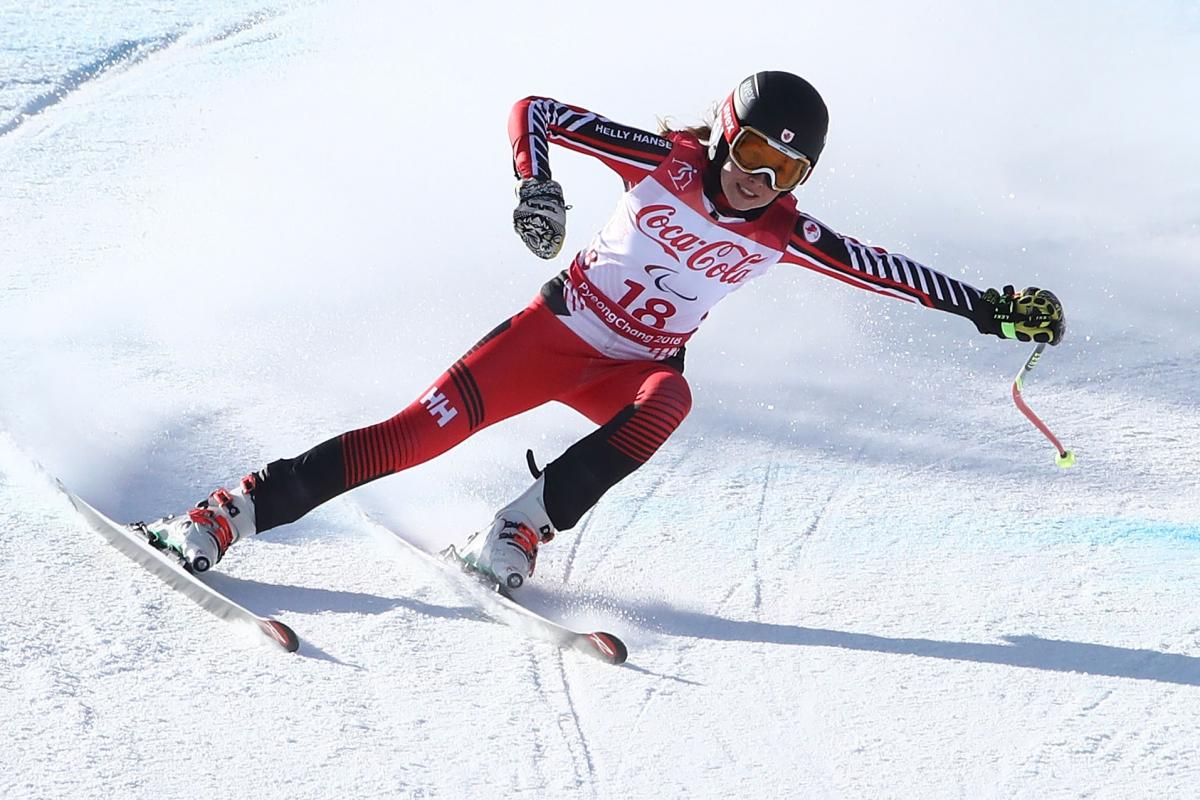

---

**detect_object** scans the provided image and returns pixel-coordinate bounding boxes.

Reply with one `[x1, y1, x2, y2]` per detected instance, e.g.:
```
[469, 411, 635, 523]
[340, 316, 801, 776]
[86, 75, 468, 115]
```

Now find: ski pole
[1011, 343, 1075, 468]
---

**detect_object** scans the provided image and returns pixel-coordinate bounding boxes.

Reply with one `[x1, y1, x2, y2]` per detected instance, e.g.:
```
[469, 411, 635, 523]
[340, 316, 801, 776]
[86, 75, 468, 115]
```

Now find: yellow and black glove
[976, 285, 1066, 345]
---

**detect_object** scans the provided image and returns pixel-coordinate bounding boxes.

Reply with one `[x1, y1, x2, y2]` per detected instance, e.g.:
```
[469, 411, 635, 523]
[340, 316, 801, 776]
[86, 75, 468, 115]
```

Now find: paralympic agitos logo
[634, 204, 766, 284]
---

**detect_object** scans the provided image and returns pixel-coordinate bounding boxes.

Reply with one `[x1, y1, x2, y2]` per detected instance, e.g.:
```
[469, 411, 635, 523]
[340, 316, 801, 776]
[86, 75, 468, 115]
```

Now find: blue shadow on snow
[632, 602, 1200, 686]
[201, 572, 490, 623]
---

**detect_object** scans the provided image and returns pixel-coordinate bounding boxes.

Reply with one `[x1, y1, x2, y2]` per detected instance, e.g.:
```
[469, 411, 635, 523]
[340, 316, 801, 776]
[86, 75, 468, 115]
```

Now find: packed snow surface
[1, 2, 1197, 798]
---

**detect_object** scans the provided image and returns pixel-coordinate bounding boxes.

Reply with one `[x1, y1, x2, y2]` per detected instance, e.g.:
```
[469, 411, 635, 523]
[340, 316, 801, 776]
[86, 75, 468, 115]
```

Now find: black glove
[513, 178, 567, 259]
[975, 285, 1066, 345]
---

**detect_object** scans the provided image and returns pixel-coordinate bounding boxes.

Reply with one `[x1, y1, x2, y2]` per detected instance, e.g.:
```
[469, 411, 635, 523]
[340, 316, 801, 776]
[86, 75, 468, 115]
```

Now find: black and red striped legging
[247, 297, 692, 533]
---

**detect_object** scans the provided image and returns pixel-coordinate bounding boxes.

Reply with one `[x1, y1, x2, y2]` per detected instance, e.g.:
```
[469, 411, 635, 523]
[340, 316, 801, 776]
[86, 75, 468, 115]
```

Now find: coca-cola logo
[634, 204, 766, 284]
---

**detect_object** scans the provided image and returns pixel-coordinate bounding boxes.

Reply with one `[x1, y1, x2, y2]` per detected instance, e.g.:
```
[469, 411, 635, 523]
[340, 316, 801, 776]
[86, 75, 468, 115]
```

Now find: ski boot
[143, 477, 258, 573]
[457, 474, 556, 591]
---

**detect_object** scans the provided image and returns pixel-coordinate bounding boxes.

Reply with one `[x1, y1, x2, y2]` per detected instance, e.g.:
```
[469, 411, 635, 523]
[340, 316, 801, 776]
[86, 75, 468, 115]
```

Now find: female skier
[149, 71, 1065, 588]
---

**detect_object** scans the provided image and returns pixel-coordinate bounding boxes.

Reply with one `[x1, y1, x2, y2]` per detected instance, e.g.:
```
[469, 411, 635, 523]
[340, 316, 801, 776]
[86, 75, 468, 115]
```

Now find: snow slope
[1, 1, 1198, 797]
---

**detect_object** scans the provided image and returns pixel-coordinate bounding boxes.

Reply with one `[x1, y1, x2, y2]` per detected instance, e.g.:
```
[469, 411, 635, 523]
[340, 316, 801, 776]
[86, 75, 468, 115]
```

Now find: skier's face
[719, 158, 784, 210]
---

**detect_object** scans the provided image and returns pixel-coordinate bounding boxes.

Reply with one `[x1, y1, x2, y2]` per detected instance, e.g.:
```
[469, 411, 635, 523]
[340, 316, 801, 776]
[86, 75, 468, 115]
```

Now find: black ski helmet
[712, 71, 830, 178]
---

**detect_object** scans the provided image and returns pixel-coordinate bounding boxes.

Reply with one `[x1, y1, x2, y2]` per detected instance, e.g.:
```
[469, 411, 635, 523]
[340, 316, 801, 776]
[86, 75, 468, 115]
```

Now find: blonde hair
[656, 103, 719, 145]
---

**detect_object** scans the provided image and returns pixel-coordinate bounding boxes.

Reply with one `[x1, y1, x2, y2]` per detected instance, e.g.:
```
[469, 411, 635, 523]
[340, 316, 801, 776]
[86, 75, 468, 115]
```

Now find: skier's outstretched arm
[508, 96, 673, 186]
[508, 96, 674, 260]
[781, 212, 1066, 344]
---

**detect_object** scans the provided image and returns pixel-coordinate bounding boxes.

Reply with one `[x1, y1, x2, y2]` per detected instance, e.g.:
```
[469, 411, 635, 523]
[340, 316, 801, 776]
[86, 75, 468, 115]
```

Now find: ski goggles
[727, 126, 813, 191]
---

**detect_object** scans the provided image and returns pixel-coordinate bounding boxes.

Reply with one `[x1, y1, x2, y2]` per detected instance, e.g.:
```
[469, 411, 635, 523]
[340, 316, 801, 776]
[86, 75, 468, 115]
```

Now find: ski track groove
[559, 507, 595, 588]
[522, 650, 554, 793]
[613, 582, 741, 783]
[525, 645, 596, 798]
[750, 454, 775, 618]
[573, 445, 693, 583]
[553, 649, 598, 797]
[368, 506, 594, 796]
[613, 458, 839, 784]
[801, 485, 838, 540]
[997, 661, 1139, 791]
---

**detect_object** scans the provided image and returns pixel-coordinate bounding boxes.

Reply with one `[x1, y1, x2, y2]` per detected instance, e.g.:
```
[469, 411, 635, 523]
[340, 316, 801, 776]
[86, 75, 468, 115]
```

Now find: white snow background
[1, 1, 1198, 798]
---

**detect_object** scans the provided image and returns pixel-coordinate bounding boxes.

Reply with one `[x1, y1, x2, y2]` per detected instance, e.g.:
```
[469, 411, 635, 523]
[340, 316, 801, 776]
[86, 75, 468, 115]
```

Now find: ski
[60, 483, 299, 653]
[374, 521, 628, 665]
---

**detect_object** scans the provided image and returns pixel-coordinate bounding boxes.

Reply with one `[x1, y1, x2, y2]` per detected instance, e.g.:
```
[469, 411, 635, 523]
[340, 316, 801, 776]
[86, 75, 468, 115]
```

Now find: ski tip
[261, 619, 301, 653]
[586, 631, 628, 665]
